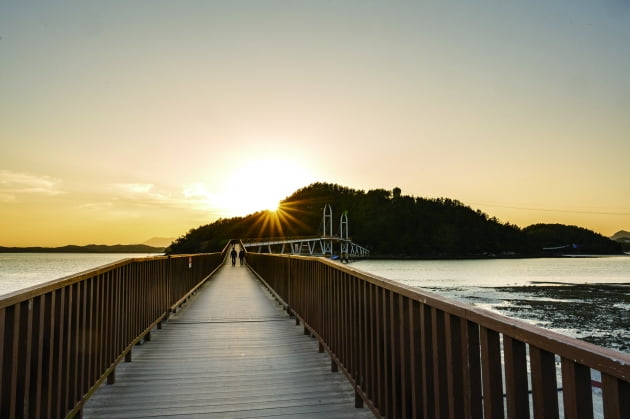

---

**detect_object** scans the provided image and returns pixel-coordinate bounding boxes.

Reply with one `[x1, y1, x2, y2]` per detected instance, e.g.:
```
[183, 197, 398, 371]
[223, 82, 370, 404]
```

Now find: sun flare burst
[218, 157, 314, 217]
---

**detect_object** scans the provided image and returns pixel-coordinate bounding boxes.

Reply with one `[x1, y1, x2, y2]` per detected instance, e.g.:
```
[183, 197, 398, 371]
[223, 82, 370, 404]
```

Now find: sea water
[0, 253, 160, 297]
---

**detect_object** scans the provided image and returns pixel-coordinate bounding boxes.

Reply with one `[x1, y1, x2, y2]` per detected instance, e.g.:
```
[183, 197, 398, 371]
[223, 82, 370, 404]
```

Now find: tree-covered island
[167, 183, 623, 257]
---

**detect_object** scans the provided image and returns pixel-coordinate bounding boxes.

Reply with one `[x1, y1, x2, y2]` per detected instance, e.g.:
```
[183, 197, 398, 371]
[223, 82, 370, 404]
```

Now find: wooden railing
[0, 249, 227, 419]
[247, 253, 630, 419]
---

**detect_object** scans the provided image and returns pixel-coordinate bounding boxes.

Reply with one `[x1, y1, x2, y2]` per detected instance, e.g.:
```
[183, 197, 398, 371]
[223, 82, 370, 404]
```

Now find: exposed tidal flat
[353, 256, 630, 354]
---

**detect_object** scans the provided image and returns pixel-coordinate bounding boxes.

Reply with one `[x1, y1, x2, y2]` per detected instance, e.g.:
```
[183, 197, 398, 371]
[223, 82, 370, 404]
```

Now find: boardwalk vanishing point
[82, 247, 374, 418]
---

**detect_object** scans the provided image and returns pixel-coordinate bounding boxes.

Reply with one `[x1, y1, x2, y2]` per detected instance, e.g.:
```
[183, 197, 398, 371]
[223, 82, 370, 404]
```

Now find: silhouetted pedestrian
[239, 249, 246, 266]
[230, 246, 237, 266]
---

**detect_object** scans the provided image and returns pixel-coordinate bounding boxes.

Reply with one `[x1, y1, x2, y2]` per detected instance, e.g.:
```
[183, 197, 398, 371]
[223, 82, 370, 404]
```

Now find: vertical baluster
[86, 278, 95, 385]
[349, 276, 356, 389]
[389, 291, 400, 418]
[480, 326, 504, 419]
[343, 272, 349, 370]
[504, 336, 530, 419]
[33, 295, 46, 418]
[446, 313, 464, 419]
[78, 279, 88, 402]
[382, 288, 391, 417]
[64, 284, 74, 413]
[331, 269, 338, 366]
[96, 275, 105, 384]
[103, 271, 114, 383]
[124, 267, 133, 363]
[330, 271, 339, 364]
[462, 321, 483, 419]
[0, 308, 5, 418]
[409, 300, 422, 419]
[602, 373, 630, 419]
[354, 277, 363, 408]
[561, 358, 593, 419]
[530, 347, 559, 419]
[421, 303, 435, 418]
[55, 288, 66, 419]
[111, 269, 119, 370]
[22, 299, 34, 418]
[7, 304, 20, 419]
[375, 286, 384, 414]
[45, 291, 57, 418]
[362, 280, 370, 403]
[367, 284, 380, 406]
[398, 295, 410, 418]
[432, 308, 448, 418]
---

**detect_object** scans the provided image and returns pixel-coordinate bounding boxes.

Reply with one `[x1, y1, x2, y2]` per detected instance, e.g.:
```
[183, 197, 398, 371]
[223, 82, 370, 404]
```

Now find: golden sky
[1, 1, 629, 246]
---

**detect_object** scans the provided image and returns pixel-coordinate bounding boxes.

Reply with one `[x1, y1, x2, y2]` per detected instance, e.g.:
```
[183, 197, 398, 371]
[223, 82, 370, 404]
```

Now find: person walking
[238, 248, 246, 266]
[230, 246, 237, 267]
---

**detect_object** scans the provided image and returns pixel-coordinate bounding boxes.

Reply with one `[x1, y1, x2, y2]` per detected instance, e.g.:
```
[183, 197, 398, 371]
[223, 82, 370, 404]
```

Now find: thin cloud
[77, 201, 114, 211]
[99, 181, 236, 220]
[111, 182, 215, 212]
[112, 183, 172, 205]
[0, 169, 64, 200]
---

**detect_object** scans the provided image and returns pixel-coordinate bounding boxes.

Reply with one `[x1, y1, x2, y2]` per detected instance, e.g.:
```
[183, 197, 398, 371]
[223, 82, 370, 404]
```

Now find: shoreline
[0, 244, 164, 253]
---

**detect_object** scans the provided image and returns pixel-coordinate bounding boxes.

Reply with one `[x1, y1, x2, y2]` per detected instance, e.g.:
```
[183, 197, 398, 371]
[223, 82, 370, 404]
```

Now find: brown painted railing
[0, 249, 227, 419]
[247, 253, 630, 419]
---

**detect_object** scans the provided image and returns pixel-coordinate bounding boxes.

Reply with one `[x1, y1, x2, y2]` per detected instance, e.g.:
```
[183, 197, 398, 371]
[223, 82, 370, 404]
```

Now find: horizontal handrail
[246, 253, 630, 419]
[0, 248, 228, 419]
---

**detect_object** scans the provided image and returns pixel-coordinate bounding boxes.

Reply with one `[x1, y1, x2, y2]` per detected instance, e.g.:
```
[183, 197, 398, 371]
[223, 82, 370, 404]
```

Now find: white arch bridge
[241, 204, 369, 260]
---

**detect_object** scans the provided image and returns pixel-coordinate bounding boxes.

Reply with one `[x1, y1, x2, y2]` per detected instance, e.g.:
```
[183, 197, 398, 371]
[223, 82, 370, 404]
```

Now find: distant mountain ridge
[611, 230, 630, 241]
[143, 237, 175, 247]
[611, 230, 630, 252]
[0, 244, 165, 253]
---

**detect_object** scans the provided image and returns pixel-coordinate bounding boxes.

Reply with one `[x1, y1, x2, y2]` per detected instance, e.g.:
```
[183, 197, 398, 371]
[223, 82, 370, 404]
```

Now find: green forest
[166, 182, 623, 257]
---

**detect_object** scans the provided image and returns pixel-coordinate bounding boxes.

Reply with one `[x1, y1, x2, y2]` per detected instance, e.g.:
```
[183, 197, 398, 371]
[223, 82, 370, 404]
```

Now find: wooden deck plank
[83, 256, 374, 418]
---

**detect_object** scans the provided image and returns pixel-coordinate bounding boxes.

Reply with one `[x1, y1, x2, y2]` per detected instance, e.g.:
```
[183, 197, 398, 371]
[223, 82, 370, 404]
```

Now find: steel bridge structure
[241, 204, 369, 259]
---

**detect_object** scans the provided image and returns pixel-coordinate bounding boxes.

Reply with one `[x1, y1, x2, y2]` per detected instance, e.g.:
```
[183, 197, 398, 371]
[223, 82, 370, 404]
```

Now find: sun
[265, 200, 280, 212]
[219, 158, 314, 216]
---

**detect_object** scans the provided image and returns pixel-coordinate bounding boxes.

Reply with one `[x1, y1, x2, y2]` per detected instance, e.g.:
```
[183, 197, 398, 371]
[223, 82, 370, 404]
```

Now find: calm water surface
[353, 257, 630, 353]
[0, 253, 160, 296]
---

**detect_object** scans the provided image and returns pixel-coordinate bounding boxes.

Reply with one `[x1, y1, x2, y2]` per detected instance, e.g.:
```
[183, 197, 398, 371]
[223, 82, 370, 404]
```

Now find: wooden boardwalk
[82, 253, 374, 418]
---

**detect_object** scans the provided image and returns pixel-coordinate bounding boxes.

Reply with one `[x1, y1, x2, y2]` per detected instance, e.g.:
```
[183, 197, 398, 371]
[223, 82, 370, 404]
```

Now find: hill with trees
[166, 182, 623, 257]
[524, 224, 622, 254]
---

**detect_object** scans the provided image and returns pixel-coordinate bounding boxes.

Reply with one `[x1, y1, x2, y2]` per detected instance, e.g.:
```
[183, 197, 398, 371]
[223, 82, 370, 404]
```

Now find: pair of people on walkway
[230, 246, 246, 266]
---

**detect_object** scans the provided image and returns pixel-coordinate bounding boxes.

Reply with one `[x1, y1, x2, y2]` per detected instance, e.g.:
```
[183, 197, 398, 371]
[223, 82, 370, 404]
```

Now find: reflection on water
[353, 257, 630, 353]
[0, 253, 160, 296]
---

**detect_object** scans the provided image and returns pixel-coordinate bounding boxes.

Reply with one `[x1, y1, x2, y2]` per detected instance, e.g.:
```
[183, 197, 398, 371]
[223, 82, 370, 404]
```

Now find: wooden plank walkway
[82, 251, 374, 418]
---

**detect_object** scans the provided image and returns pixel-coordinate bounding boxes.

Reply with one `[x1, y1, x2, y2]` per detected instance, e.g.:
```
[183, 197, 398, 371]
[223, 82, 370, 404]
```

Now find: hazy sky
[2, 1, 629, 246]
